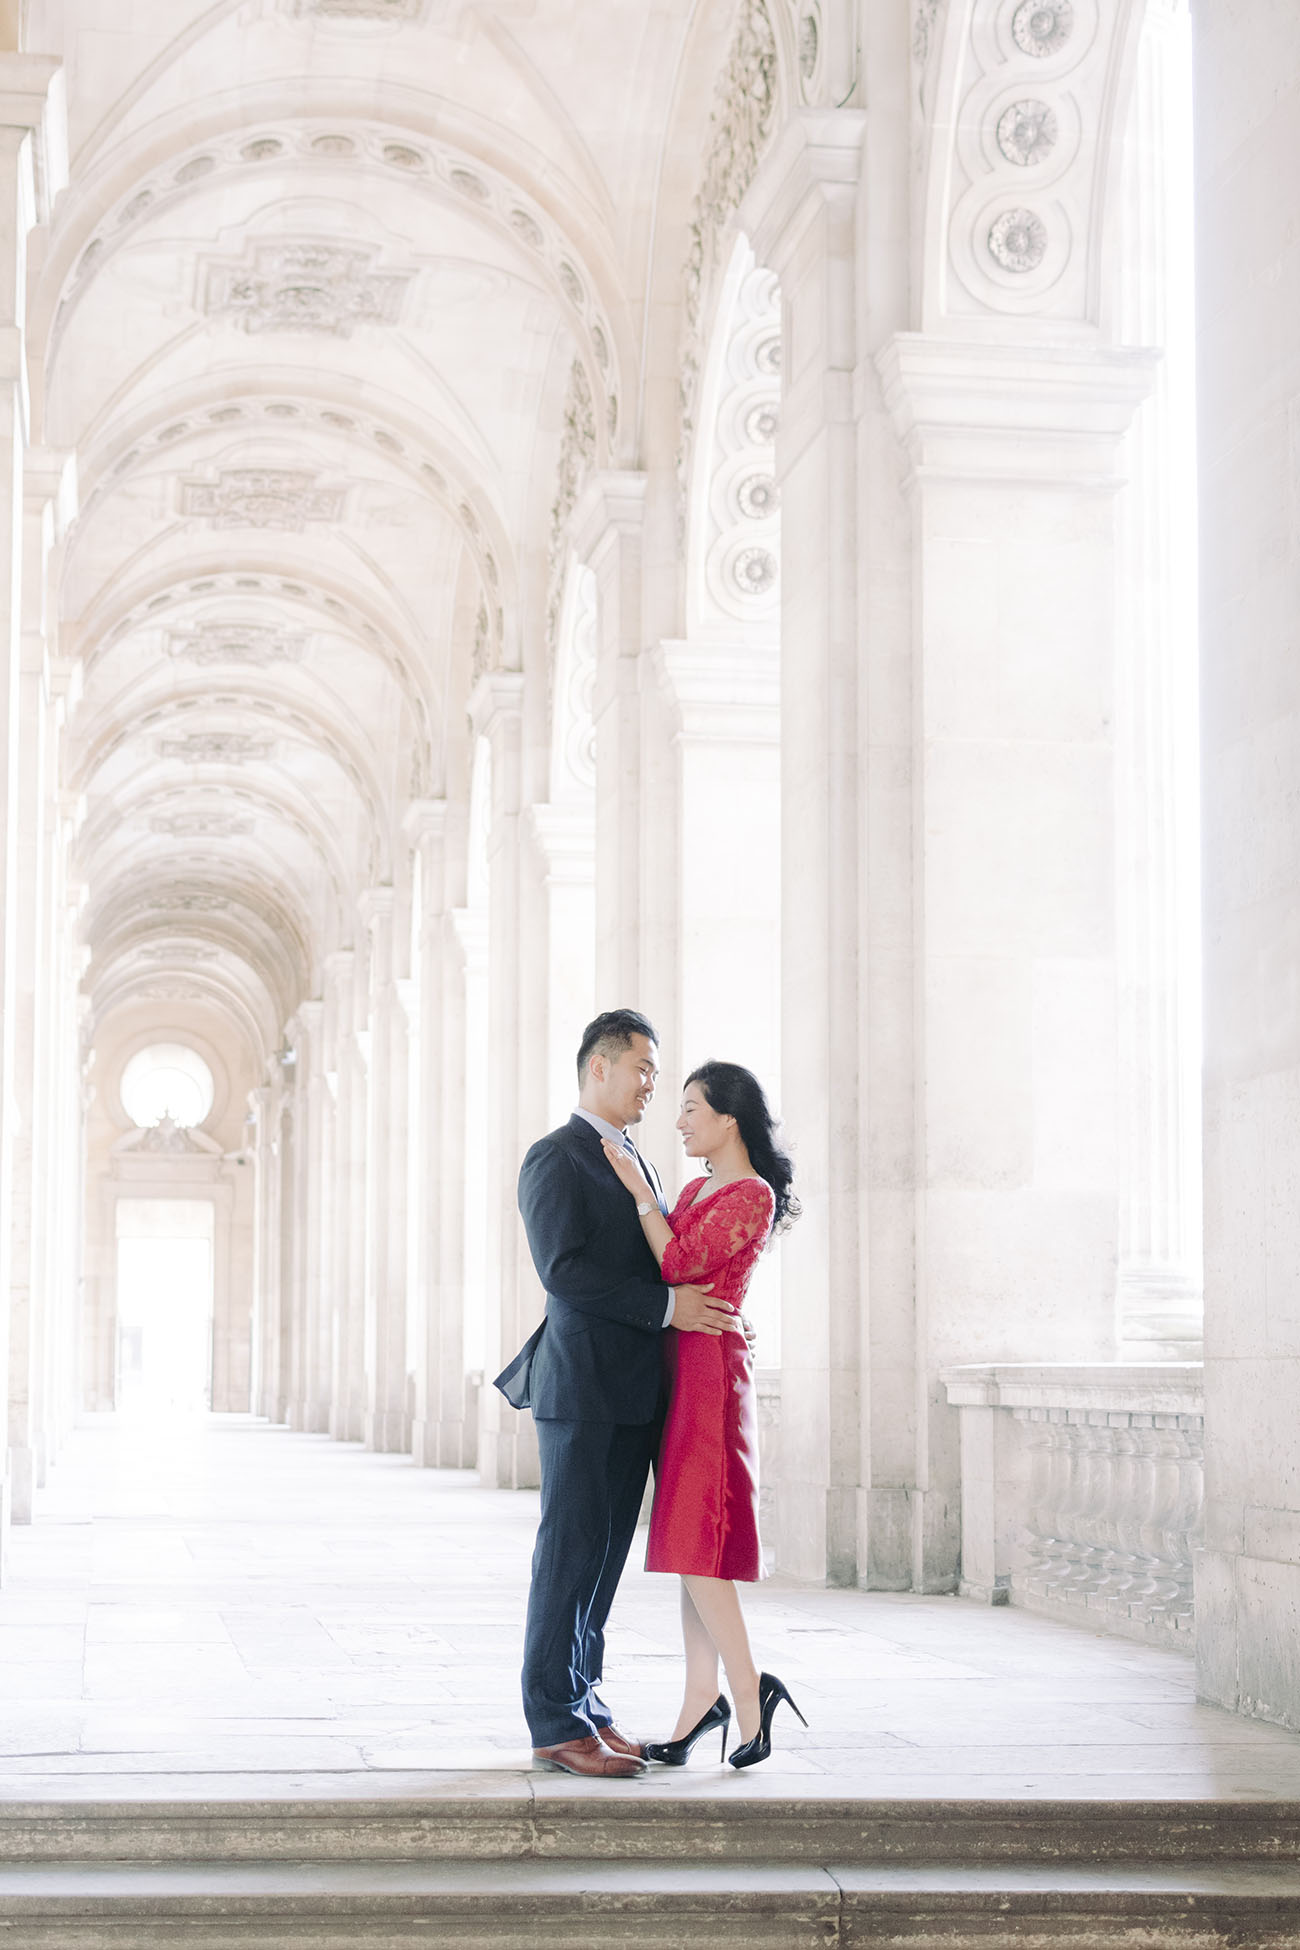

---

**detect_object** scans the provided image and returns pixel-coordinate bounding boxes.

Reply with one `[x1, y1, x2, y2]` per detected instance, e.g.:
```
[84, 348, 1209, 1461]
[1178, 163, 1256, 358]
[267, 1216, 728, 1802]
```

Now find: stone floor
[3, 1412, 1300, 1806]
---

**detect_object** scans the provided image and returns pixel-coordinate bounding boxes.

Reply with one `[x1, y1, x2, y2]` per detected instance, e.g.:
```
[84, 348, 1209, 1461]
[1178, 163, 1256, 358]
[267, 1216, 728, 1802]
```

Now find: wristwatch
[636, 1200, 654, 1217]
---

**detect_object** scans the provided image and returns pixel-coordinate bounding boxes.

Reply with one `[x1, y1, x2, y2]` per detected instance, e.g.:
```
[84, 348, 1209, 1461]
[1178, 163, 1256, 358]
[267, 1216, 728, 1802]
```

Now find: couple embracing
[493, 1008, 803, 1779]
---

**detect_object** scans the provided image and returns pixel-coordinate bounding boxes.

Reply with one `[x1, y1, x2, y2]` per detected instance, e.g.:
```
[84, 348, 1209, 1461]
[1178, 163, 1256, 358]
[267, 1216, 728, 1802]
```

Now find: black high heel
[727, 1672, 807, 1769]
[644, 1695, 731, 1765]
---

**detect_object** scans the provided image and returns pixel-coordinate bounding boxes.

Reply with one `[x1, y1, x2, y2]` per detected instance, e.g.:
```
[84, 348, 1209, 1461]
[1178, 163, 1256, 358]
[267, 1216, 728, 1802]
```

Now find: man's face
[590, 1034, 659, 1129]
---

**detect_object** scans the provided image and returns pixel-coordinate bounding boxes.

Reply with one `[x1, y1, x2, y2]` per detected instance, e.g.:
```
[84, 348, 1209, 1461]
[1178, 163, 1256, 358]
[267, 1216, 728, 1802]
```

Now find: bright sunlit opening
[116, 1199, 214, 1418]
[120, 1043, 215, 1129]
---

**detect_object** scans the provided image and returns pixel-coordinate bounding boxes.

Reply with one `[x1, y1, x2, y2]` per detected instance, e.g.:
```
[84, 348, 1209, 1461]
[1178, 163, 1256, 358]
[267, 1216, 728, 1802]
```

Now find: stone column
[0, 52, 62, 1563]
[469, 670, 537, 1489]
[520, 804, 596, 1127]
[571, 474, 648, 1002]
[287, 999, 329, 1432]
[1111, 0, 1202, 1358]
[323, 949, 365, 1443]
[876, 336, 1155, 1588]
[1193, 0, 1300, 1731]
[360, 887, 410, 1453]
[405, 800, 477, 1468]
[742, 110, 867, 1584]
[247, 1084, 274, 1418]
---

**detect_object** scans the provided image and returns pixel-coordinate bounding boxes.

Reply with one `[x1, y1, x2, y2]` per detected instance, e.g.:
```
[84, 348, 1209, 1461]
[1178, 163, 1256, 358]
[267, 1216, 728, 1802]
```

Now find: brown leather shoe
[533, 1734, 646, 1778]
[595, 1723, 647, 1760]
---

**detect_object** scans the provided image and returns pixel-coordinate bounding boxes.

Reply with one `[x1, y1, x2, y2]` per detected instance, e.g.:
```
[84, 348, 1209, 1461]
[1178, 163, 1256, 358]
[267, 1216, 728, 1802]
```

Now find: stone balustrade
[941, 1364, 1204, 1650]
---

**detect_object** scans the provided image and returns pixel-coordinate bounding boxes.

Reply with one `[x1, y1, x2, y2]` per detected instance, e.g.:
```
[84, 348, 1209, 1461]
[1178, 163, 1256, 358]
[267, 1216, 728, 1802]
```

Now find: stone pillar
[469, 670, 537, 1489]
[1112, 0, 1202, 1358]
[521, 804, 596, 1127]
[287, 1000, 329, 1432]
[742, 110, 867, 1584]
[876, 336, 1155, 1589]
[571, 473, 648, 1002]
[649, 640, 780, 1074]
[360, 887, 410, 1453]
[247, 1084, 274, 1418]
[323, 949, 365, 1443]
[1194, 0, 1300, 1731]
[0, 55, 63, 1557]
[406, 800, 477, 1468]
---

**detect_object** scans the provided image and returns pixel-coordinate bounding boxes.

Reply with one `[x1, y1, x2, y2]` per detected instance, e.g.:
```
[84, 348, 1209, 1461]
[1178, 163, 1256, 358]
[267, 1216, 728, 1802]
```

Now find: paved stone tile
[3, 1413, 1300, 1802]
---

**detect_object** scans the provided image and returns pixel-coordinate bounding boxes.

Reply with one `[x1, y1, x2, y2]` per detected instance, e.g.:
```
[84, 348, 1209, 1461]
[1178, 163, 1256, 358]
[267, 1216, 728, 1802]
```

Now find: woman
[601, 1060, 804, 1768]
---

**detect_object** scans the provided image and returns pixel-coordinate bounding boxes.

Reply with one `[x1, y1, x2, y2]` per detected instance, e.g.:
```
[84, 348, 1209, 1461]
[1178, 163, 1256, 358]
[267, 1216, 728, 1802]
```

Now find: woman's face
[676, 1084, 733, 1160]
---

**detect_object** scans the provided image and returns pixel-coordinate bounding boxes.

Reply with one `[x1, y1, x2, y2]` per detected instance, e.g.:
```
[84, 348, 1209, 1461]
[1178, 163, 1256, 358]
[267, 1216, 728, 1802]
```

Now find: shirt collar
[574, 1106, 634, 1150]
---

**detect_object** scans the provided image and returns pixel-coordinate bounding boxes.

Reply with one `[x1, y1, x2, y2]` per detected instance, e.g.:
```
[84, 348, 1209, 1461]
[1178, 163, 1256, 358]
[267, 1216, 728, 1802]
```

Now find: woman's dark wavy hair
[685, 1060, 800, 1235]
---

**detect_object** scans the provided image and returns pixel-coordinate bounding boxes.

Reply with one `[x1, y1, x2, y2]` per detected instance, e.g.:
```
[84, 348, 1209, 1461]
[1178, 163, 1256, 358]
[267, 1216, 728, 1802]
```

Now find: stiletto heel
[727, 1672, 807, 1769]
[644, 1695, 731, 1766]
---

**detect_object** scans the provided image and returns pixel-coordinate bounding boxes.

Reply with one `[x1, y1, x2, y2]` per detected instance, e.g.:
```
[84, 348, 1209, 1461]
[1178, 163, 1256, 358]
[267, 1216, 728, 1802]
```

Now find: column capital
[570, 468, 646, 565]
[401, 796, 448, 846]
[522, 802, 596, 886]
[0, 55, 66, 218]
[740, 108, 866, 275]
[357, 883, 395, 930]
[467, 667, 524, 744]
[875, 334, 1158, 490]
[649, 638, 780, 744]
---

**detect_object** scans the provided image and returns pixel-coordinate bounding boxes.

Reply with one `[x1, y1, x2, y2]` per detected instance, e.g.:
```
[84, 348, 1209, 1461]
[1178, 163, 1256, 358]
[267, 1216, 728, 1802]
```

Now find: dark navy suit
[496, 1114, 669, 1747]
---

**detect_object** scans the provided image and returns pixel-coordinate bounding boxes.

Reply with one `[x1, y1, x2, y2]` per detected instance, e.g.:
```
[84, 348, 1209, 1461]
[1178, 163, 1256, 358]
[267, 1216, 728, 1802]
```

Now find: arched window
[119, 1044, 215, 1130]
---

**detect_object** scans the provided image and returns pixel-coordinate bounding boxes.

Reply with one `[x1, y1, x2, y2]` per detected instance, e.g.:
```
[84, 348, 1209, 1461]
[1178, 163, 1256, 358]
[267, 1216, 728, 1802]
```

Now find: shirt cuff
[662, 1291, 675, 1327]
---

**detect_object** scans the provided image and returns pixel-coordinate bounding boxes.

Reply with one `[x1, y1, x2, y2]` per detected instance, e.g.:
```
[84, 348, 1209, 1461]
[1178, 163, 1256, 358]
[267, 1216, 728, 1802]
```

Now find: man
[494, 1008, 734, 1778]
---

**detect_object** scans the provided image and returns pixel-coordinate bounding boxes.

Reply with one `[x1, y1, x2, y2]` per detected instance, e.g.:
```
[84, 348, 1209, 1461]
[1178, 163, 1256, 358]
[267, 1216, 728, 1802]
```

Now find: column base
[364, 1410, 410, 1455]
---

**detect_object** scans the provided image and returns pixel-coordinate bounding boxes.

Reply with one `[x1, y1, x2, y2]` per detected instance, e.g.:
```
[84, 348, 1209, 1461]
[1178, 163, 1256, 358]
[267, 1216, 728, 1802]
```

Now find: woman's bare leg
[669, 1580, 722, 1739]
[681, 1574, 762, 1742]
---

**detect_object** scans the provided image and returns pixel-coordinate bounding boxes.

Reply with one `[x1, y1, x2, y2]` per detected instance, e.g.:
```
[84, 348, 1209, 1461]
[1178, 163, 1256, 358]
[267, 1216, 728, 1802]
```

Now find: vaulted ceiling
[34, 0, 716, 1071]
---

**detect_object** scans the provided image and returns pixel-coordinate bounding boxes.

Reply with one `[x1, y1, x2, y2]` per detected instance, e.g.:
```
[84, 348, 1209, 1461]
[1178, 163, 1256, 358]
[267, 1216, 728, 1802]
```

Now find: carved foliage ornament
[204, 242, 412, 338]
[546, 359, 597, 651]
[679, 0, 778, 485]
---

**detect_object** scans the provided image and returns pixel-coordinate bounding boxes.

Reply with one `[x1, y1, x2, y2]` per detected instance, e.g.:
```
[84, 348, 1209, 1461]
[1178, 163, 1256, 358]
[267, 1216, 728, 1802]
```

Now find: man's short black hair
[576, 1009, 659, 1088]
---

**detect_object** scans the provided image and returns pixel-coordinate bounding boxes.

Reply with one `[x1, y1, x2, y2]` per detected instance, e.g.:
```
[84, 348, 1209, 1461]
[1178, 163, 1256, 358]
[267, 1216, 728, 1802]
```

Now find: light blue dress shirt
[573, 1107, 675, 1326]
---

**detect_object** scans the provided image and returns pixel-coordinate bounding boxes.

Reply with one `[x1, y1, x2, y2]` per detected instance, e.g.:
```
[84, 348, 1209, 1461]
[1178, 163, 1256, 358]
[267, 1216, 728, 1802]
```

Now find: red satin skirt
[645, 1325, 763, 1581]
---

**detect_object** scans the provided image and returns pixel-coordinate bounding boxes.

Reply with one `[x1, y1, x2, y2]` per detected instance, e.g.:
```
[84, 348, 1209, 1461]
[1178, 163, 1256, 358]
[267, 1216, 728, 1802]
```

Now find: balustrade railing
[941, 1364, 1203, 1649]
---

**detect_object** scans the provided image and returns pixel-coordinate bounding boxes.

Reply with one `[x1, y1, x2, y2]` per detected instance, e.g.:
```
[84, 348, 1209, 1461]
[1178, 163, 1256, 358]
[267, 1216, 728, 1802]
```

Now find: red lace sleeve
[661, 1179, 775, 1284]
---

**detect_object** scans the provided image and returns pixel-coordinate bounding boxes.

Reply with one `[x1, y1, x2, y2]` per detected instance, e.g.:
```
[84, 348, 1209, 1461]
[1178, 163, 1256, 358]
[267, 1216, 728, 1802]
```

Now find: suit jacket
[496, 1114, 670, 1425]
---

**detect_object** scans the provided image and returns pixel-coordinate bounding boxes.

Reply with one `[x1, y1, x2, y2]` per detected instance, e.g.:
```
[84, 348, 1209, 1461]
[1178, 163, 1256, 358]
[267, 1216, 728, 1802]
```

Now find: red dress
[646, 1176, 775, 1582]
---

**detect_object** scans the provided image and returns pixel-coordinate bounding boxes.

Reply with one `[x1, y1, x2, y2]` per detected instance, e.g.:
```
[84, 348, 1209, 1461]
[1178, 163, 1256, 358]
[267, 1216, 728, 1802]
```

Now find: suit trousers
[521, 1416, 655, 1747]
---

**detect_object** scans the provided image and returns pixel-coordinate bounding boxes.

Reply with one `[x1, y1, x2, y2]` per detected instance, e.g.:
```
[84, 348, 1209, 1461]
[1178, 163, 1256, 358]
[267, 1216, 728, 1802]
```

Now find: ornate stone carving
[293, 0, 425, 18]
[996, 99, 1058, 166]
[134, 1114, 206, 1153]
[1011, 0, 1074, 58]
[679, 0, 778, 497]
[913, 0, 946, 64]
[471, 599, 492, 683]
[181, 469, 346, 530]
[735, 472, 778, 519]
[546, 359, 597, 651]
[159, 733, 274, 764]
[695, 255, 781, 624]
[144, 890, 230, 912]
[203, 241, 412, 337]
[732, 546, 777, 596]
[987, 207, 1048, 272]
[555, 566, 597, 797]
[140, 943, 220, 963]
[149, 812, 255, 838]
[168, 623, 306, 668]
[798, 11, 819, 82]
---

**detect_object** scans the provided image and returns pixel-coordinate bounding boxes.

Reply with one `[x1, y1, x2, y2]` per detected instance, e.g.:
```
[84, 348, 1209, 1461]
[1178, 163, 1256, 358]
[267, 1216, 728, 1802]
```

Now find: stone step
[0, 1792, 1298, 1865]
[0, 1858, 1298, 1949]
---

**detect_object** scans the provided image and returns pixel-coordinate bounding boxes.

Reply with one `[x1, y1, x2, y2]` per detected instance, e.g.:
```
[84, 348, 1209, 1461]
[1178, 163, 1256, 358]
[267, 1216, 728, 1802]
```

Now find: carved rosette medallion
[987, 207, 1048, 272]
[995, 99, 1058, 166]
[732, 546, 777, 596]
[181, 470, 346, 530]
[1011, 0, 1073, 57]
[203, 241, 412, 338]
[293, 0, 425, 19]
[149, 812, 255, 838]
[545, 359, 598, 653]
[736, 473, 779, 519]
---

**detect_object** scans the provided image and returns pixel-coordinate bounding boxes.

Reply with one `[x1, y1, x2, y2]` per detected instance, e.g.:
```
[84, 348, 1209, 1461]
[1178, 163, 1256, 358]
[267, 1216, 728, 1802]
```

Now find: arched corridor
[0, 0, 1296, 1791]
